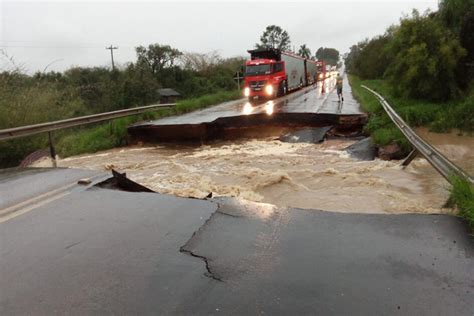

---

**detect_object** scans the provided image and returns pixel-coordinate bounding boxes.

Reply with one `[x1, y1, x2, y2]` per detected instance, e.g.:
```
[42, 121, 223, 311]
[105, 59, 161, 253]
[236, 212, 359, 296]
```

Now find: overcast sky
[0, 0, 438, 73]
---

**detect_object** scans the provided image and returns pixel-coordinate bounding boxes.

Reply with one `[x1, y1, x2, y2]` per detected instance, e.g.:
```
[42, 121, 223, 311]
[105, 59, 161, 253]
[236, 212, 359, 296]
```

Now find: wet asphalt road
[128, 74, 366, 142]
[0, 167, 106, 220]
[1, 168, 473, 315]
[132, 74, 360, 127]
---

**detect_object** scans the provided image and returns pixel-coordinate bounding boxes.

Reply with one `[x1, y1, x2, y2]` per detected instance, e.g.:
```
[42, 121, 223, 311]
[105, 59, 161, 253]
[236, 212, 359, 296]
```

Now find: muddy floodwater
[32, 132, 472, 214]
[415, 127, 474, 174]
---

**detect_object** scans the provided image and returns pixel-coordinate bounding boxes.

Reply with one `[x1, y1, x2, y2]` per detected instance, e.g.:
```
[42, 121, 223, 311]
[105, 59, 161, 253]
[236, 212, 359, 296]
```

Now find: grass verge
[349, 75, 473, 153]
[349, 75, 411, 154]
[448, 176, 474, 230]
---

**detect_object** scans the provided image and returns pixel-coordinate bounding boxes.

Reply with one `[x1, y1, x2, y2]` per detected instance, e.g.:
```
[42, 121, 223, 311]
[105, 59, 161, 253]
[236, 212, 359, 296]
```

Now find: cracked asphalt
[1, 169, 473, 315]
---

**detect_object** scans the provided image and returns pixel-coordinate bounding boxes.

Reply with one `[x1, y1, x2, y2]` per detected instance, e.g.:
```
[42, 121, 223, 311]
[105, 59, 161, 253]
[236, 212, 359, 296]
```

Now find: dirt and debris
[279, 126, 333, 144]
[345, 137, 376, 161]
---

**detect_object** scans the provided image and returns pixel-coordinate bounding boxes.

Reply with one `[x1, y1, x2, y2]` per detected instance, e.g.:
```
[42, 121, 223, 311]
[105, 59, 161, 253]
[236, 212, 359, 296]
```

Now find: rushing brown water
[32, 135, 463, 214]
[414, 127, 474, 174]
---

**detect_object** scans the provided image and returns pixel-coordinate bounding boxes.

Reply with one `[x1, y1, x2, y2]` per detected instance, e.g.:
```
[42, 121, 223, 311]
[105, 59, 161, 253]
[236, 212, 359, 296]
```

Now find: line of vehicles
[243, 48, 335, 101]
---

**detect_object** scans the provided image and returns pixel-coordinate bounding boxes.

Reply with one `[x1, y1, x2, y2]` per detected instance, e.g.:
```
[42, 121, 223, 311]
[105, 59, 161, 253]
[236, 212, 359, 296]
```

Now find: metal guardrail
[0, 103, 174, 167]
[0, 103, 175, 141]
[362, 85, 474, 185]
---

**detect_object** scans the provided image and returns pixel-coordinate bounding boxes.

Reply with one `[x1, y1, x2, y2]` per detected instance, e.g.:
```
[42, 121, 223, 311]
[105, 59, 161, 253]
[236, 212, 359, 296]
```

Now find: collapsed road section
[0, 169, 472, 315]
[128, 83, 367, 142]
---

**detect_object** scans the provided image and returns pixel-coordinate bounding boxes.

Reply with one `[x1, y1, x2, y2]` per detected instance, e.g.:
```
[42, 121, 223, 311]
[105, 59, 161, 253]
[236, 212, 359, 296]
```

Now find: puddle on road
[33, 137, 456, 214]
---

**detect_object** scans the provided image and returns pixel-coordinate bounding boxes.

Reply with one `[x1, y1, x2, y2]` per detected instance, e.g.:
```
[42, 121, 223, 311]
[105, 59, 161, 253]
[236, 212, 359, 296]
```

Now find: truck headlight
[265, 85, 274, 95]
[244, 87, 250, 97]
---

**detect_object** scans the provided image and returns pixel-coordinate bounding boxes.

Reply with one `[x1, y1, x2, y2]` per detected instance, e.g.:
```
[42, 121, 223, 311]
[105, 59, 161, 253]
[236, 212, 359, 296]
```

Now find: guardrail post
[48, 131, 57, 168]
[401, 149, 418, 168]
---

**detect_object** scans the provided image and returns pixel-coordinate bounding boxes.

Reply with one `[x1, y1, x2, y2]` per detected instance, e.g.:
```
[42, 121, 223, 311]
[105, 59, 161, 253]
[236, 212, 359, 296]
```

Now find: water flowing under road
[31, 76, 472, 215]
[43, 137, 454, 214]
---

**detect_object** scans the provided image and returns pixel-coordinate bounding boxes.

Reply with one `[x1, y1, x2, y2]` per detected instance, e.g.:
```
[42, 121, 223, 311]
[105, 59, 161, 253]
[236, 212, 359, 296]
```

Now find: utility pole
[233, 68, 244, 91]
[105, 45, 118, 70]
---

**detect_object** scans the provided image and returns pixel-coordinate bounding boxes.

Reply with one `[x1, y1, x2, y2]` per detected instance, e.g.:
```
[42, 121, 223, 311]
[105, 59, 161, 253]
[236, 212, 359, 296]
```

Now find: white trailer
[305, 60, 318, 85]
[281, 52, 306, 91]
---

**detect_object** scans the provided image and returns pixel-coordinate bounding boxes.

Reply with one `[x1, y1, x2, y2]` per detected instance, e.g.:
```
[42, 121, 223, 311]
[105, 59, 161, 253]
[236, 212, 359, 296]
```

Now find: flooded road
[30, 80, 472, 215]
[35, 137, 453, 214]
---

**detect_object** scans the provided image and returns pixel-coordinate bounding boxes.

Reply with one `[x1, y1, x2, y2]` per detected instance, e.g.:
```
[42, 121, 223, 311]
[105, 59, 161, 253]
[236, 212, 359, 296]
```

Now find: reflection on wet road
[243, 74, 360, 116]
[133, 73, 359, 128]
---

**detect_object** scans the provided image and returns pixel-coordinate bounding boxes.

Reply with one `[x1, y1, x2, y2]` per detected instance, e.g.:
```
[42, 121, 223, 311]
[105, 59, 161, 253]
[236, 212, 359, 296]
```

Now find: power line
[0, 39, 106, 48]
[0, 40, 135, 49]
[105, 45, 118, 70]
[0, 45, 102, 48]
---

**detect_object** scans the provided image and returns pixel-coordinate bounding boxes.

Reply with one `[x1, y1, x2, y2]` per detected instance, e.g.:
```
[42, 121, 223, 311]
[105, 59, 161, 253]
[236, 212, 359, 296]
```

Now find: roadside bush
[371, 127, 411, 151]
[449, 175, 474, 229]
[396, 103, 439, 126]
[0, 71, 88, 166]
[451, 94, 474, 132]
[0, 72, 86, 128]
[364, 115, 391, 134]
[385, 10, 466, 101]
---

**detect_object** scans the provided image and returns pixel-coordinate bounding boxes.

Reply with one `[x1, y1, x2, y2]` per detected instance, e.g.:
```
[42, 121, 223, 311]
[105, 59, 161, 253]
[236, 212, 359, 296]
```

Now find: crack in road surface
[179, 247, 223, 282]
[179, 204, 224, 282]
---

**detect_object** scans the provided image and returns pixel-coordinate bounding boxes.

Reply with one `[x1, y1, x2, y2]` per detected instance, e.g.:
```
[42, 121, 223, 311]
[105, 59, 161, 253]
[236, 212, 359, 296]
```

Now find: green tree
[345, 32, 393, 79]
[438, 0, 474, 87]
[135, 44, 182, 76]
[344, 44, 364, 74]
[456, 7, 474, 87]
[315, 47, 340, 66]
[298, 44, 311, 58]
[256, 25, 291, 51]
[121, 63, 160, 106]
[385, 9, 466, 101]
[439, 0, 474, 33]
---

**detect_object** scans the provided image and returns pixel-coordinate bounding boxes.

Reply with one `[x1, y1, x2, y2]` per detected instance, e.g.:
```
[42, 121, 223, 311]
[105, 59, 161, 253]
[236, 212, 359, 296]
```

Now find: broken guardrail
[0, 103, 175, 166]
[362, 85, 473, 186]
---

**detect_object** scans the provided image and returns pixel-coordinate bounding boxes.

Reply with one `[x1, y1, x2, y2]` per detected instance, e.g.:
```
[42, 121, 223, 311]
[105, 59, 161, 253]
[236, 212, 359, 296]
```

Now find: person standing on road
[336, 74, 344, 102]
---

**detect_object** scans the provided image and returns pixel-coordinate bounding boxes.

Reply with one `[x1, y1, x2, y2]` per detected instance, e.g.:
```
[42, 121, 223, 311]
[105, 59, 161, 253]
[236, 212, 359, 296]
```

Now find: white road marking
[0, 173, 105, 223]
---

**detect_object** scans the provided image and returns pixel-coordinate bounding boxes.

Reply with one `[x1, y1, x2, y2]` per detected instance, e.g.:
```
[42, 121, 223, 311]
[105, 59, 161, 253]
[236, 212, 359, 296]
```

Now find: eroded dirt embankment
[32, 137, 455, 214]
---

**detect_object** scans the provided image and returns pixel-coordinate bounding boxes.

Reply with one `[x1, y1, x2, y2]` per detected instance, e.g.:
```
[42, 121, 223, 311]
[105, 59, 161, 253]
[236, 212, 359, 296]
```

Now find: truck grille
[249, 80, 266, 91]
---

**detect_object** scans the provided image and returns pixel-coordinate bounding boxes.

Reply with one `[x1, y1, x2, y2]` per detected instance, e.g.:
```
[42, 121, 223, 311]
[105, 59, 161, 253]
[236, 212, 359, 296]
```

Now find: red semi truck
[243, 48, 320, 101]
[316, 60, 327, 81]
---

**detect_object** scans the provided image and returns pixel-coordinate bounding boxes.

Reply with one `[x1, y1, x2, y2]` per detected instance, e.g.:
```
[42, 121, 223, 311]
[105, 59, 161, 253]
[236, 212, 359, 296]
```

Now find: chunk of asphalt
[345, 137, 376, 161]
[94, 169, 156, 193]
[279, 126, 333, 144]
